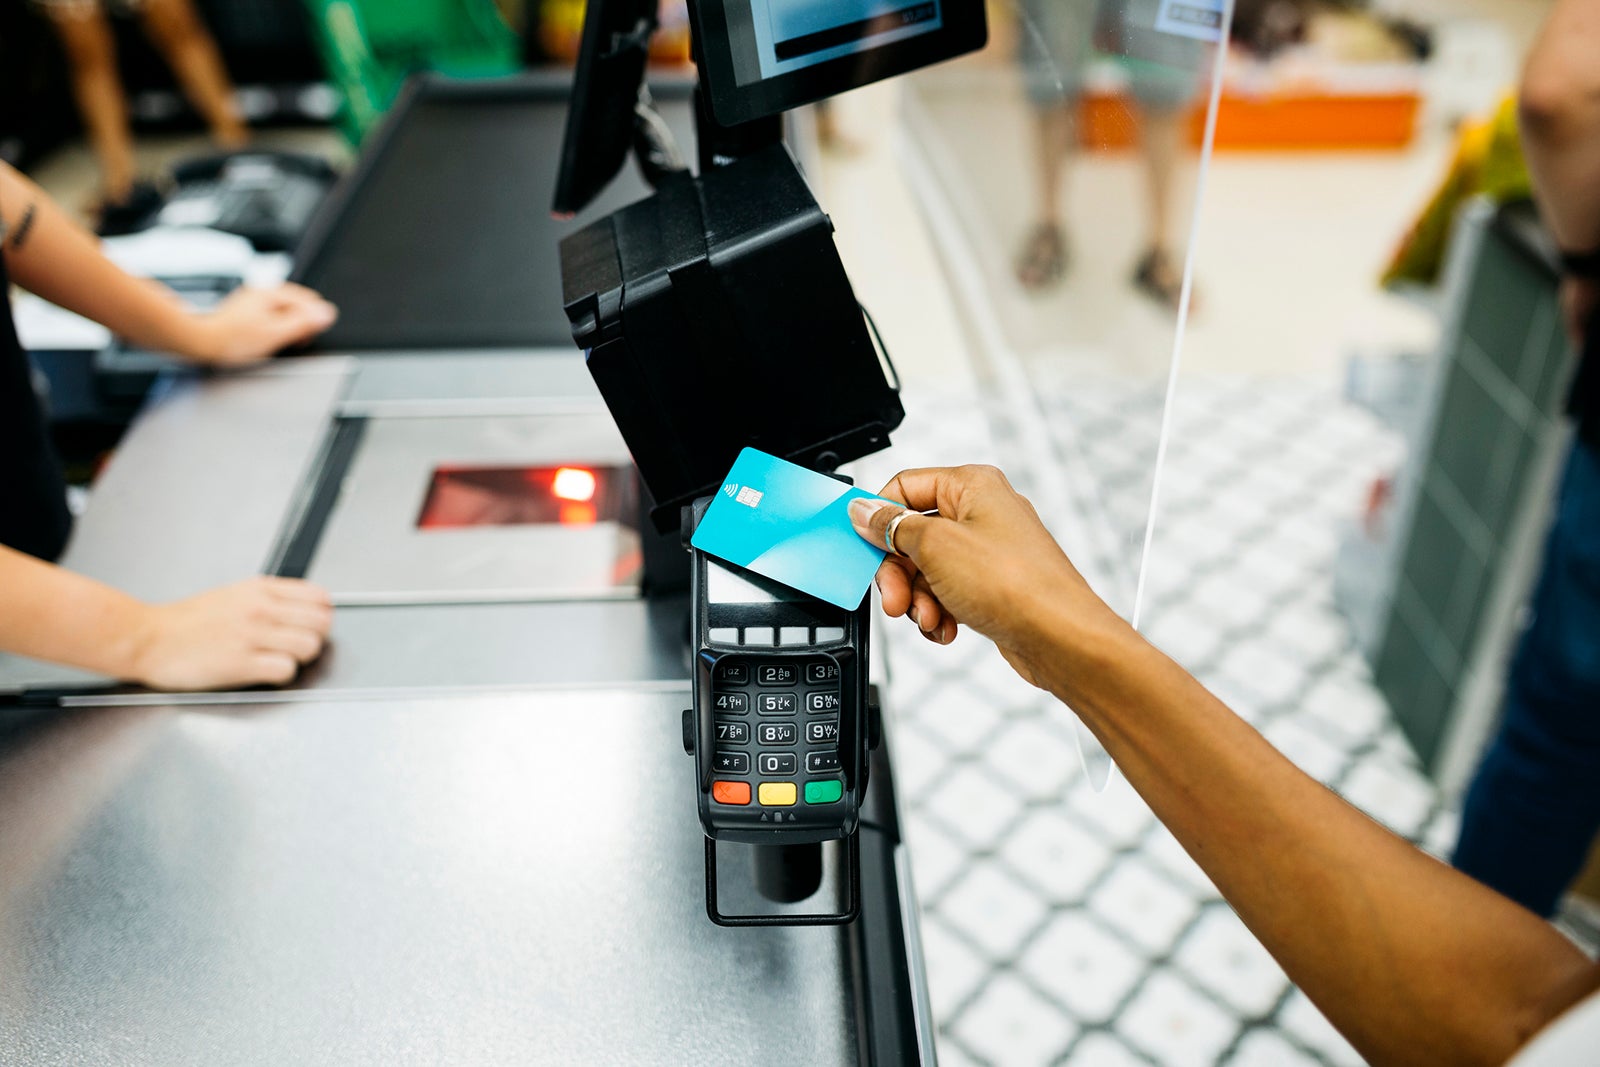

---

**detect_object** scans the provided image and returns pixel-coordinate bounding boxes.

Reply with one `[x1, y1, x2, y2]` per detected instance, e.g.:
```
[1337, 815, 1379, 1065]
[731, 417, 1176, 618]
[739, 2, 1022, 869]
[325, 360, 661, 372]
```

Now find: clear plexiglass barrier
[823, 0, 1228, 782]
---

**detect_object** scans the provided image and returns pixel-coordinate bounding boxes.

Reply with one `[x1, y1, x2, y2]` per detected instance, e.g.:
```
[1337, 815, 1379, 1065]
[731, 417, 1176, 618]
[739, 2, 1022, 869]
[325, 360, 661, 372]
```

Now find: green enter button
[804, 780, 843, 804]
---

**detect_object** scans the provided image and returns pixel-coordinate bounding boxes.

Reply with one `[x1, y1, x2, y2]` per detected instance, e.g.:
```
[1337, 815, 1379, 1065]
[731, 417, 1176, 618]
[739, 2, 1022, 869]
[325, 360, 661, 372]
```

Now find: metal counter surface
[57, 360, 351, 603]
[0, 689, 861, 1064]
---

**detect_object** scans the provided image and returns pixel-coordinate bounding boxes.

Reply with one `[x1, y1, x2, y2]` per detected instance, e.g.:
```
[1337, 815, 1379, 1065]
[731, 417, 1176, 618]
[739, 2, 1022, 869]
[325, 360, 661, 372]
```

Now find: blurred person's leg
[1454, 440, 1600, 917]
[1132, 102, 1187, 309]
[42, 1, 138, 203]
[138, 0, 248, 148]
[1014, 0, 1091, 290]
[1016, 102, 1073, 289]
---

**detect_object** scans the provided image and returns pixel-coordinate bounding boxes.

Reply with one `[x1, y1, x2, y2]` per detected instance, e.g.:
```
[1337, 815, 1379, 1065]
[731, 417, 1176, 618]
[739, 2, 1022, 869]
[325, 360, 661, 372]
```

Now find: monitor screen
[735, 1, 945, 82]
[691, 0, 985, 126]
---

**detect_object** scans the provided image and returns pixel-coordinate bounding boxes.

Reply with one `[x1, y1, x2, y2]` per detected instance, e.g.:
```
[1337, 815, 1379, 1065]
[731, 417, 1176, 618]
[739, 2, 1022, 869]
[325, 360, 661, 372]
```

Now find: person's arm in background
[0, 544, 330, 690]
[1518, 0, 1600, 346]
[850, 466, 1600, 1067]
[0, 161, 335, 365]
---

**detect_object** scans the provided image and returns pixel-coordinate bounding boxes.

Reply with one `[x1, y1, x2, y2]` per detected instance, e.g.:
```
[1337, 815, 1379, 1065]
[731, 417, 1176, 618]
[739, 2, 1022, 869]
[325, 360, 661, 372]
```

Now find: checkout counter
[0, 73, 930, 1063]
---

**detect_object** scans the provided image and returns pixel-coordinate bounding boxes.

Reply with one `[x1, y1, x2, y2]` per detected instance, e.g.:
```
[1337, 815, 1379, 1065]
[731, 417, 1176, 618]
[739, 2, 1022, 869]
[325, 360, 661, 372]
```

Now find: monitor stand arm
[693, 85, 783, 171]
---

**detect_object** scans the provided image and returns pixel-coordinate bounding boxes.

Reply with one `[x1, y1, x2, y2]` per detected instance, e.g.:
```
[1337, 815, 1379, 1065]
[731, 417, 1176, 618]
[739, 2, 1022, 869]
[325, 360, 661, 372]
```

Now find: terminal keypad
[708, 653, 845, 813]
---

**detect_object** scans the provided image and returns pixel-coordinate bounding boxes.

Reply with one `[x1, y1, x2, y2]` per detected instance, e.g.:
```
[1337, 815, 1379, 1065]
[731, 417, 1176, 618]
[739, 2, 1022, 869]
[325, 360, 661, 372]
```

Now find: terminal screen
[732, 0, 946, 83]
[707, 557, 803, 604]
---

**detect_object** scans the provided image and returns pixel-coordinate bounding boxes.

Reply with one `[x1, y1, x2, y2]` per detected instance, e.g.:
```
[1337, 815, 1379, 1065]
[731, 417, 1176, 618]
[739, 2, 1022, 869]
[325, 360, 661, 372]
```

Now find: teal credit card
[691, 448, 888, 610]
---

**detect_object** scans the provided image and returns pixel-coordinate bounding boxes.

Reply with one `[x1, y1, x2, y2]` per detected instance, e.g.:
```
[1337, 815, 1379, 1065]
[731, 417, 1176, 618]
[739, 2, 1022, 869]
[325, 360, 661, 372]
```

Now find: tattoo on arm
[4, 201, 38, 250]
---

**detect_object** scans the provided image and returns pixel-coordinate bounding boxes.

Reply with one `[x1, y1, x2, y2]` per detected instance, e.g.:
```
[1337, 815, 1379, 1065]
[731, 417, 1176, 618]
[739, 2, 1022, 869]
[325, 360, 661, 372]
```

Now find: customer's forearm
[0, 545, 151, 680]
[1519, 0, 1600, 250]
[1030, 609, 1598, 1067]
[0, 163, 203, 356]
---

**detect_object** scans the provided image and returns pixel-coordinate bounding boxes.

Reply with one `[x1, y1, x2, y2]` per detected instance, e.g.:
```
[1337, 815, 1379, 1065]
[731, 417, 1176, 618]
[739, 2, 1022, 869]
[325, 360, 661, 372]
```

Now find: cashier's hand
[127, 577, 333, 690]
[177, 283, 338, 367]
[848, 466, 1122, 689]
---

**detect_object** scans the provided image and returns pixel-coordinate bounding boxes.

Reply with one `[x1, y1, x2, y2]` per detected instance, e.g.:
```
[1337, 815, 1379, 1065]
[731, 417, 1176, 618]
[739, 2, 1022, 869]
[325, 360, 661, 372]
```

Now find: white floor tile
[1088, 859, 1202, 957]
[950, 972, 1079, 1067]
[937, 863, 1052, 959]
[1018, 910, 1149, 1024]
[1000, 807, 1116, 904]
[907, 812, 975, 899]
[1226, 1027, 1325, 1067]
[921, 912, 994, 1023]
[1300, 671, 1393, 747]
[1261, 604, 1352, 669]
[916, 680, 1011, 753]
[887, 720, 952, 801]
[983, 717, 1084, 804]
[921, 763, 1027, 848]
[1186, 574, 1275, 634]
[1213, 640, 1312, 707]
[1116, 971, 1242, 1067]
[1064, 1031, 1160, 1066]
[1067, 776, 1157, 851]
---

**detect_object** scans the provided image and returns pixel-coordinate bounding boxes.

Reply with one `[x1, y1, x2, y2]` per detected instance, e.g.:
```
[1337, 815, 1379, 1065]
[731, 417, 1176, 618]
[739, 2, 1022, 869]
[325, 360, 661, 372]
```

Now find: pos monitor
[690, 0, 987, 125]
[555, 0, 985, 529]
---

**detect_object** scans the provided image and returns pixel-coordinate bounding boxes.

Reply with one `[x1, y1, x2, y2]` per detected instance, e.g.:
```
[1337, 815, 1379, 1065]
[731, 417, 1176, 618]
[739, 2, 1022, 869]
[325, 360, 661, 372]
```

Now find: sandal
[1132, 247, 1194, 313]
[1016, 222, 1067, 290]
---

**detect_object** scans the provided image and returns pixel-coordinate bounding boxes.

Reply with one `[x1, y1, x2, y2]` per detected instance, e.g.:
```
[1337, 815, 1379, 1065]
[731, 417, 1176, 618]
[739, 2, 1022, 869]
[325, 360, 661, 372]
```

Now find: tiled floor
[854, 376, 1459, 1066]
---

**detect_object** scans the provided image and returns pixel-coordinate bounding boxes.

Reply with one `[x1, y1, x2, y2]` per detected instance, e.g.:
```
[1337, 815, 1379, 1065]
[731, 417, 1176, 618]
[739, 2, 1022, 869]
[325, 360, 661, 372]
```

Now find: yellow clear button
[758, 782, 797, 807]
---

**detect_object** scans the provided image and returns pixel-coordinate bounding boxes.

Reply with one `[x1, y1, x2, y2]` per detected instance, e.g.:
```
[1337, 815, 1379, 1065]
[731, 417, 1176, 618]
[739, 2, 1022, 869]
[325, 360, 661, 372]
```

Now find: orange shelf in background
[1077, 89, 1420, 152]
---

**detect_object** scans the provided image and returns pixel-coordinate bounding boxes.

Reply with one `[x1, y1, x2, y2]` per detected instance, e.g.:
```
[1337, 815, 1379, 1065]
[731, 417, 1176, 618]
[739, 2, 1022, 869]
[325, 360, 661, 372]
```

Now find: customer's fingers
[848, 497, 934, 561]
[874, 555, 916, 618]
[908, 571, 951, 643]
[877, 464, 1014, 517]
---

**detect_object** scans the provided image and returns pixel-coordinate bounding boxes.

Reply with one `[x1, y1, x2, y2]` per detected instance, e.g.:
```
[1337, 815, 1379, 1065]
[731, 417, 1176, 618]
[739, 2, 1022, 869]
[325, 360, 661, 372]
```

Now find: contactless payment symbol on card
[693, 448, 888, 611]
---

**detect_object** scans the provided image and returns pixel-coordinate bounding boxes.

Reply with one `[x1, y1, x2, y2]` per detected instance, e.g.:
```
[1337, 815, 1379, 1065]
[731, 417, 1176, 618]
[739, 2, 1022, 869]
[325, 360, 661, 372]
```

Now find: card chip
[736, 486, 764, 508]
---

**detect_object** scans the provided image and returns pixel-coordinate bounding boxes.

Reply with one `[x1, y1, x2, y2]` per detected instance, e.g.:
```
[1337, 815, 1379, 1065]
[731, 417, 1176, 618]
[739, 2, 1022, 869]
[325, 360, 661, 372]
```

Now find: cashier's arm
[850, 467, 1600, 1067]
[0, 162, 336, 365]
[0, 544, 331, 690]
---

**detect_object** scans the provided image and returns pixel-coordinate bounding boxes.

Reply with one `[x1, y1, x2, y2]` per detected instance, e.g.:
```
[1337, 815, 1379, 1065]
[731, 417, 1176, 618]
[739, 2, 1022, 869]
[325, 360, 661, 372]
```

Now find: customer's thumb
[850, 497, 920, 557]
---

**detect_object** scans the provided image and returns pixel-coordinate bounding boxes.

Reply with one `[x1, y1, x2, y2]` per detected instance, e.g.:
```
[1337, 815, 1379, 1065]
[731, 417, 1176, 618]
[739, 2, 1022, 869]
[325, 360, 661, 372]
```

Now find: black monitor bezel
[689, 0, 987, 127]
[551, 0, 659, 217]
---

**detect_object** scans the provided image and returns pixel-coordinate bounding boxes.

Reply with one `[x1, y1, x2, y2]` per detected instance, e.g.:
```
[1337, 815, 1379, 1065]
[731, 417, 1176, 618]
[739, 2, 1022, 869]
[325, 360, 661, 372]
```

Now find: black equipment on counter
[152, 152, 338, 253]
[560, 145, 903, 532]
[684, 496, 879, 925]
[554, 0, 984, 928]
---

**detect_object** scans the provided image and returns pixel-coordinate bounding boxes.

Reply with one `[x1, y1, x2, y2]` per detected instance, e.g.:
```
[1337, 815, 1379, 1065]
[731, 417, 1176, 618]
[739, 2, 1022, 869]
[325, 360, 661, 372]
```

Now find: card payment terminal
[685, 499, 876, 925]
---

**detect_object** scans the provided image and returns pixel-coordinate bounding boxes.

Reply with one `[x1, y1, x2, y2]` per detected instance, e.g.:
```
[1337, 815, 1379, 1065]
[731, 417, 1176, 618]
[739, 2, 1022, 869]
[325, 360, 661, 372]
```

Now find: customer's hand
[126, 577, 333, 691]
[178, 283, 337, 366]
[848, 465, 1121, 688]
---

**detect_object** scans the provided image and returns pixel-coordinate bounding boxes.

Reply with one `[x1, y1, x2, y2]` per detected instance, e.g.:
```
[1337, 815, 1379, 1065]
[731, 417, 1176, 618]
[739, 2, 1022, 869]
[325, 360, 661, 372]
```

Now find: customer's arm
[0, 544, 332, 690]
[0, 162, 335, 365]
[851, 467, 1600, 1067]
[1519, 0, 1600, 344]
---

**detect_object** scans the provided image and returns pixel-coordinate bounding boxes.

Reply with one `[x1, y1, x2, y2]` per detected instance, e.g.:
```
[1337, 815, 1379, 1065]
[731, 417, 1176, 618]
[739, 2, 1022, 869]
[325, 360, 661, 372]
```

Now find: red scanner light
[552, 466, 598, 503]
